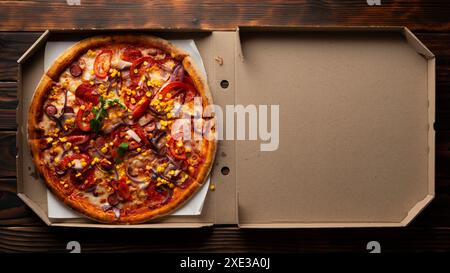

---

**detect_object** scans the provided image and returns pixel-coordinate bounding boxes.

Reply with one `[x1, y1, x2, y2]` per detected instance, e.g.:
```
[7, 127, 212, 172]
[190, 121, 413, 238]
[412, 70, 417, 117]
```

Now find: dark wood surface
[1, 0, 450, 253]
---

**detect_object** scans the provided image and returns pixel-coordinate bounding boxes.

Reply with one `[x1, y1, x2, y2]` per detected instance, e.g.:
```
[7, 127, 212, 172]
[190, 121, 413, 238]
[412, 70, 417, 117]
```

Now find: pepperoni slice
[70, 63, 83, 77]
[45, 104, 58, 117]
[121, 46, 142, 62]
[108, 192, 120, 206]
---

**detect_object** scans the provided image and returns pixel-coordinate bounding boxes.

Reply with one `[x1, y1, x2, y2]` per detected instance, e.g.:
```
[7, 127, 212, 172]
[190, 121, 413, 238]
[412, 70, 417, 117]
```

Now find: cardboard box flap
[235, 28, 434, 227]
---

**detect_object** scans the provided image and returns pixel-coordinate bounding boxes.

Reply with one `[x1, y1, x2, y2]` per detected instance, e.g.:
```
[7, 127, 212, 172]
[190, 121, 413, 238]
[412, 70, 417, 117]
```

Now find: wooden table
[1, 0, 449, 253]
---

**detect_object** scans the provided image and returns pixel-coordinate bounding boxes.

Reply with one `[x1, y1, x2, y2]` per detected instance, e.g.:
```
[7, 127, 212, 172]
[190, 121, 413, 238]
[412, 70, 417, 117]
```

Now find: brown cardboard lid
[233, 27, 434, 227]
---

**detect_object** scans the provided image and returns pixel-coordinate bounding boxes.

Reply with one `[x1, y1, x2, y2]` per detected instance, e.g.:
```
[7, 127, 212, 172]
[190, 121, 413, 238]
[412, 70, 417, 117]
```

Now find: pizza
[27, 35, 216, 224]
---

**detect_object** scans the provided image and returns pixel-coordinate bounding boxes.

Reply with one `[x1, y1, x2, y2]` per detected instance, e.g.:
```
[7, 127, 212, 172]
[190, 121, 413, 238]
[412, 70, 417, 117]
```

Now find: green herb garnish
[89, 96, 126, 133]
[117, 142, 129, 157]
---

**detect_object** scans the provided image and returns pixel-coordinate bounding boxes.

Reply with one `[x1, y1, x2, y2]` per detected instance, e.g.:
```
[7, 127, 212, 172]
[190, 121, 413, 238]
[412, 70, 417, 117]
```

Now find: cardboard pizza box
[16, 27, 435, 228]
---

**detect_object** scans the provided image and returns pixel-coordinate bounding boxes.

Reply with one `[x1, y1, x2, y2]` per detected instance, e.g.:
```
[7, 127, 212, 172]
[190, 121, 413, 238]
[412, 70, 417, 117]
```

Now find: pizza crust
[28, 35, 216, 224]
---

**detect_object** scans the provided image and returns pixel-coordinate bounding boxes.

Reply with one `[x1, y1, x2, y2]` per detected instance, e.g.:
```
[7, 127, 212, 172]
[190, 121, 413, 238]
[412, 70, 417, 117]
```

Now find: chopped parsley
[89, 96, 126, 133]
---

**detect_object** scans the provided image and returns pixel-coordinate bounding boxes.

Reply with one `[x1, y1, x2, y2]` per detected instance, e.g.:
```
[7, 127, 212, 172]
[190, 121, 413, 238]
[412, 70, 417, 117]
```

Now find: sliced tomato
[76, 105, 94, 132]
[59, 153, 92, 170]
[130, 56, 155, 81]
[121, 46, 142, 62]
[168, 138, 187, 160]
[117, 178, 131, 200]
[131, 96, 150, 120]
[94, 49, 112, 78]
[75, 83, 99, 105]
[158, 81, 196, 102]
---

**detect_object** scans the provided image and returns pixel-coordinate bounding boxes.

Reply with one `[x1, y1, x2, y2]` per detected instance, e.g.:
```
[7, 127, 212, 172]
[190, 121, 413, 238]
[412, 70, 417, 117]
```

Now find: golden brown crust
[28, 34, 215, 224]
[27, 74, 53, 140]
[182, 57, 217, 186]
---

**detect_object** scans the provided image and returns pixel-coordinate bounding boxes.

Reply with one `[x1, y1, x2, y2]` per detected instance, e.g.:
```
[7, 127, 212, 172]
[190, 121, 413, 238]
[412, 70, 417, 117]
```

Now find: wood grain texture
[1, 226, 450, 253]
[0, 82, 18, 130]
[0, 132, 16, 177]
[0, 0, 449, 32]
[0, 32, 41, 81]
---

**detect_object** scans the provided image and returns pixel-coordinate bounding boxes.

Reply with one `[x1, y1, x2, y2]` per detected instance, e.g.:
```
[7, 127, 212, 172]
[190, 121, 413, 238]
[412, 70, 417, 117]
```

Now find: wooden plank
[0, 226, 450, 252]
[0, 0, 449, 32]
[0, 32, 42, 81]
[0, 82, 17, 130]
[0, 132, 16, 177]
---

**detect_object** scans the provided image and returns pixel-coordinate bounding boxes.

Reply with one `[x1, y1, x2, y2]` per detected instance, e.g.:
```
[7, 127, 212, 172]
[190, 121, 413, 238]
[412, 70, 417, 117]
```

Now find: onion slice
[126, 129, 142, 143]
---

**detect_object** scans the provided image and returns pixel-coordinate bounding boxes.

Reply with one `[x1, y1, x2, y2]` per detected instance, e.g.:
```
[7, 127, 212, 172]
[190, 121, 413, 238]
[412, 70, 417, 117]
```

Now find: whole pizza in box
[27, 35, 216, 224]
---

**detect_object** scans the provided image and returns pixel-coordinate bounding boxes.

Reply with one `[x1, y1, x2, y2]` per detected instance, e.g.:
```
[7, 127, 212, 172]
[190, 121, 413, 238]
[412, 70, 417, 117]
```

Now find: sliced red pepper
[121, 46, 142, 62]
[66, 135, 91, 145]
[94, 49, 113, 78]
[75, 83, 99, 105]
[131, 96, 150, 120]
[76, 104, 94, 132]
[158, 81, 197, 102]
[130, 56, 155, 81]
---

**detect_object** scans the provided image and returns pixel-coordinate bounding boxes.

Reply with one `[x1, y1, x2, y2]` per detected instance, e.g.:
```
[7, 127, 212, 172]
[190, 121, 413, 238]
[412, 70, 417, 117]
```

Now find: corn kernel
[79, 105, 86, 110]
[134, 68, 139, 74]
[136, 147, 142, 152]
[90, 69, 94, 75]
[87, 49, 96, 57]
[209, 184, 216, 191]
[64, 184, 69, 188]
[101, 147, 108, 153]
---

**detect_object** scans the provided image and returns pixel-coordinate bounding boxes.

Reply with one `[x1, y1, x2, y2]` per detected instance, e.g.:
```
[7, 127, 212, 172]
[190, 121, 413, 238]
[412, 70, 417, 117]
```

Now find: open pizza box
[16, 27, 435, 228]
